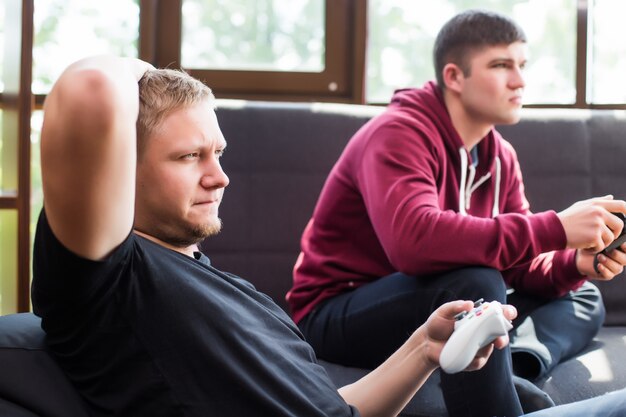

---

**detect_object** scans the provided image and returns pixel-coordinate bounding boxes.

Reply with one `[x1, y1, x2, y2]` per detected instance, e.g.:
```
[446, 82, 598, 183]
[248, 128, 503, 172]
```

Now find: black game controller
[594, 212, 626, 274]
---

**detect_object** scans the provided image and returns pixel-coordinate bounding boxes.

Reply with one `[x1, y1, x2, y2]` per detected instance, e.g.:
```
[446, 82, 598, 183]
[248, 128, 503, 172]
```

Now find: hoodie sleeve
[498, 143, 586, 297]
[353, 118, 568, 278]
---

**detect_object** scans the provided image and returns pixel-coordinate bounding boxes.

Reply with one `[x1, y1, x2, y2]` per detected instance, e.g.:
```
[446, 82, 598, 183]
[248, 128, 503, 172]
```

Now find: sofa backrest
[0, 313, 89, 416]
[200, 101, 626, 325]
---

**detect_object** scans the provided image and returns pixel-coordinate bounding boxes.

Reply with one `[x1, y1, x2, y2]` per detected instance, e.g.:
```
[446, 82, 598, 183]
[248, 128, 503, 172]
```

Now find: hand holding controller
[439, 299, 513, 374]
[593, 212, 626, 274]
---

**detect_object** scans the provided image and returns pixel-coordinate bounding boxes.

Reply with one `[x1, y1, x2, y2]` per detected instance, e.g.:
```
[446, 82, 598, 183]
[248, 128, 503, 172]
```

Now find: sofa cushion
[538, 326, 626, 404]
[0, 313, 88, 417]
[321, 360, 446, 417]
[0, 398, 40, 417]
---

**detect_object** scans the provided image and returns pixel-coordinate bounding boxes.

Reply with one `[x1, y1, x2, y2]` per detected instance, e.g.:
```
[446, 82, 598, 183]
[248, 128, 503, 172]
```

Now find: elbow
[388, 245, 425, 276]
[72, 70, 119, 121]
[51, 69, 123, 129]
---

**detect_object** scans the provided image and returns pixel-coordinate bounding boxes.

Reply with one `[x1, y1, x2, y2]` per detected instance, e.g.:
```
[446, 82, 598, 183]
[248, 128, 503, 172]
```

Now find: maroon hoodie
[287, 82, 584, 324]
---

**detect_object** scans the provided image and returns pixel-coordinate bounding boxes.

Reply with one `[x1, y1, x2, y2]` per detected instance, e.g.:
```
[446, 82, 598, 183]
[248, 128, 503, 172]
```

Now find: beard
[146, 216, 223, 248]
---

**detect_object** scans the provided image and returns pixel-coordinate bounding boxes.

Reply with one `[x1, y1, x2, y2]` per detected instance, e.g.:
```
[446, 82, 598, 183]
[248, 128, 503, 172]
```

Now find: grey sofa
[1, 101, 625, 416]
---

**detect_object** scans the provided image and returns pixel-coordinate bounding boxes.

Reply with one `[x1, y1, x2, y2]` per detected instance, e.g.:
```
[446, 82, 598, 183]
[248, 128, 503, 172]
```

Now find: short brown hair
[136, 69, 215, 157]
[433, 10, 527, 89]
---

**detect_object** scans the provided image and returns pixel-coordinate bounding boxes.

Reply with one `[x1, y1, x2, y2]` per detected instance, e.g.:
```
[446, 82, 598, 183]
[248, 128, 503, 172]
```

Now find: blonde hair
[136, 69, 214, 156]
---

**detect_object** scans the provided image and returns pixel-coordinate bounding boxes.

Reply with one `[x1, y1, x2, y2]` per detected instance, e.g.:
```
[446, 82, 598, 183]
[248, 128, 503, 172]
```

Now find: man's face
[134, 100, 229, 248]
[457, 41, 527, 126]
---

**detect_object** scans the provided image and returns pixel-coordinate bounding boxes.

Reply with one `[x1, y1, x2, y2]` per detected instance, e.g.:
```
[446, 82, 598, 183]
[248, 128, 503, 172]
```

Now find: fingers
[465, 344, 495, 371]
[590, 194, 614, 202]
[605, 212, 625, 239]
[426, 300, 474, 342]
[594, 197, 626, 215]
[597, 203, 626, 249]
[128, 58, 156, 81]
[494, 303, 515, 350]
[594, 209, 623, 250]
[559, 201, 615, 250]
[500, 304, 518, 322]
[436, 300, 475, 321]
[492, 333, 510, 350]
[594, 247, 626, 280]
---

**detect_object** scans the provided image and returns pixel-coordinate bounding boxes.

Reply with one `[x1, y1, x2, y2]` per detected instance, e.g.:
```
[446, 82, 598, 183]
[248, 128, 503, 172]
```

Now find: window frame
[0, 0, 33, 312]
[14, 0, 626, 314]
[143, 0, 367, 103]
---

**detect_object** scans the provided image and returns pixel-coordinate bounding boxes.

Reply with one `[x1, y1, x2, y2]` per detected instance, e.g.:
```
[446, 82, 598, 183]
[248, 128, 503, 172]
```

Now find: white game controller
[439, 299, 513, 374]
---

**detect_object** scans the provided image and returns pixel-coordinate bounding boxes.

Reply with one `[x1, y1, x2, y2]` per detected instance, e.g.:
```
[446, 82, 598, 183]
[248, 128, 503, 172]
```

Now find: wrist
[408, 327, 440, 372]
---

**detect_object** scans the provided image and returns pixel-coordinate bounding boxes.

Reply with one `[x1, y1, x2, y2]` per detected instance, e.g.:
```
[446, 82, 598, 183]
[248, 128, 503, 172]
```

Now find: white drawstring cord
[458, 148, 501, 218]
[458, 148, 468, 215]
[492, 156, 501, 217]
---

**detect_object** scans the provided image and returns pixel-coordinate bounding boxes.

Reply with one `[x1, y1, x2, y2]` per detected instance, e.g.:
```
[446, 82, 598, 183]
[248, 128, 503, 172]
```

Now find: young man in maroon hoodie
[287, 9, 626, 417]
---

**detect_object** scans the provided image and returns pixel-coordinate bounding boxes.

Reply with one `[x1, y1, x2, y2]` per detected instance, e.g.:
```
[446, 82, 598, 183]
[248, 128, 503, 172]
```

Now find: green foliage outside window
[367, 0, 576, 104]
[181, 0, 325, 72]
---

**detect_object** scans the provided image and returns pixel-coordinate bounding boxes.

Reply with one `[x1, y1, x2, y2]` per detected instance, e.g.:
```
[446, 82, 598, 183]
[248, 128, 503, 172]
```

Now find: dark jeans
[508, 281, 605, 381]
[298, 268, 605, 417]
[524, 388, 626, 417]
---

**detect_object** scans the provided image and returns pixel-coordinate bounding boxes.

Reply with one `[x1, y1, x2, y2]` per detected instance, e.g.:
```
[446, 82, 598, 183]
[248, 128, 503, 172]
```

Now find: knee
[571, 282, 606, 330]
[441, 267, 507, 303]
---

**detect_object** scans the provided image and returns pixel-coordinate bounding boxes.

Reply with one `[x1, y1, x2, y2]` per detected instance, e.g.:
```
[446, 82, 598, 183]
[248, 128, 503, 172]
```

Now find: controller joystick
[439, 299, 512, 374]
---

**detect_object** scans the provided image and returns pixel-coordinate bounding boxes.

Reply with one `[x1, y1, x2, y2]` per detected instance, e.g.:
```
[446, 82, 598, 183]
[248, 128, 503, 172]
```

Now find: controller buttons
[473, 298, 484, 308]
[454, 311, 468, 321]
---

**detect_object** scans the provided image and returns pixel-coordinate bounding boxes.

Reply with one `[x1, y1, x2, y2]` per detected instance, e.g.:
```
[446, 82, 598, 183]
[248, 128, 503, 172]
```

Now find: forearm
[503, 249, 584, 297]
[380, 207, 564, 276]
[42, 55, 151, 260]
[338, 329, 436, 417]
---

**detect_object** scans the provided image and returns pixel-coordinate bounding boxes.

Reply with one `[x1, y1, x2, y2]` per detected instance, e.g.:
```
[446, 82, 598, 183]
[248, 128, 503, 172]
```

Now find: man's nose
[201, 161, 229, 189]
[510, 66, 525, 90]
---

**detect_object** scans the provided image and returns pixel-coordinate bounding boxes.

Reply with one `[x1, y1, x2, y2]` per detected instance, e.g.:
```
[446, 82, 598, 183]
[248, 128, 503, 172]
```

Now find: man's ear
[442, 63, 465, 94]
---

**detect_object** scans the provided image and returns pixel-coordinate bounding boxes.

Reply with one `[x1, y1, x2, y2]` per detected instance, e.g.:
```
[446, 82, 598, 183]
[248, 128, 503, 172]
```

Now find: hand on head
[129, 58, 155, 81]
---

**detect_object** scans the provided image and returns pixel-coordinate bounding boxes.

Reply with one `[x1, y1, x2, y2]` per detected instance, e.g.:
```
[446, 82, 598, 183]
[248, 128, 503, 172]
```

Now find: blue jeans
[524, 388, 626, 417]
[508, 281, 605, 380]
[299, 267, 604, 417]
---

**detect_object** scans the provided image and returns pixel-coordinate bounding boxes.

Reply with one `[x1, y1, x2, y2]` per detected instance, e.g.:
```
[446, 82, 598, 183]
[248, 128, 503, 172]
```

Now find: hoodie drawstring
[458, 147, 500, 217]
[458, 149, 468, 216]
[492, 156, 501, 217]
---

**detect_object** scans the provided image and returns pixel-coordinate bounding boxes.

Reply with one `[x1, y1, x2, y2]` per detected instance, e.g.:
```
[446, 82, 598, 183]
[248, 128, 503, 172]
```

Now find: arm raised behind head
[41, 55, 153, 261]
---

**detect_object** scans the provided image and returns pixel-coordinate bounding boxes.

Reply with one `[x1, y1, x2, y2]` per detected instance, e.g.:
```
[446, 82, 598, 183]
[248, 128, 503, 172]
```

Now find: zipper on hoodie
[458, 147, 501, 217]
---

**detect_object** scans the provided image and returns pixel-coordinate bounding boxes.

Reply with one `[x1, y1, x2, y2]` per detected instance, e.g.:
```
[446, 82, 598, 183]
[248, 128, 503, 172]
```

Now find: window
[0, 0, 31, 314]
[181, 0, 325, 73]
[32, 0, 139, 94]
[150, 0, 365, 102]
[589, 0, 626, 104]
[366, 0, 576, 104]
[0, 210, 18, 314]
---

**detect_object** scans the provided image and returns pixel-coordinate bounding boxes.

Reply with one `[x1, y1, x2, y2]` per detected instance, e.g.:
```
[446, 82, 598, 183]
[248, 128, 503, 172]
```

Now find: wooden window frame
[141, 0, 367, 103]
[0, 0, 33, 312]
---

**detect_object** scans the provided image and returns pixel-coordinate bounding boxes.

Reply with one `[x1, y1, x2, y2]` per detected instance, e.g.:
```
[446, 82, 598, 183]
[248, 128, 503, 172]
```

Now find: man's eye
[216, 149, 225, 159]
[182, 152, 199, 159]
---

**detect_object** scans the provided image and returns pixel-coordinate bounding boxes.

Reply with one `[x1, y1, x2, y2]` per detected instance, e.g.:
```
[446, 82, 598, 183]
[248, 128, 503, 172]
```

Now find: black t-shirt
[32, 211, 359, 417]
